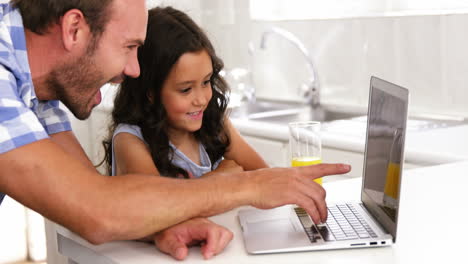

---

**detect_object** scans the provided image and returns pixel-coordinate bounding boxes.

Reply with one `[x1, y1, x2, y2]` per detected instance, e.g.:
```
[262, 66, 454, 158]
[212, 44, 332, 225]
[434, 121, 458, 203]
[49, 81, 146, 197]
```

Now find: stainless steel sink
[229, 100, 468, 130]
[230, 100, 305, 118]
[249, 107, 363, 124]
[229, 100, 365, 124]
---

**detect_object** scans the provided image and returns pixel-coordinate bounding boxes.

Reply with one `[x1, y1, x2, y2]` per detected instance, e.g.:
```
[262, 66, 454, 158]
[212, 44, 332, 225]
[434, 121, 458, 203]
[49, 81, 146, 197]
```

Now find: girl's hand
[216, 159, 244, 173]
[153, 217, 233, 260]
[202, 159, 244, 178]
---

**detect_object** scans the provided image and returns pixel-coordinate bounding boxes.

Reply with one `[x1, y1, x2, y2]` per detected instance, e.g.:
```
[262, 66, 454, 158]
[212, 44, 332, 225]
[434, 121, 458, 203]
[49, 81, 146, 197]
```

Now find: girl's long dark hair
[101, 6, 230, 177]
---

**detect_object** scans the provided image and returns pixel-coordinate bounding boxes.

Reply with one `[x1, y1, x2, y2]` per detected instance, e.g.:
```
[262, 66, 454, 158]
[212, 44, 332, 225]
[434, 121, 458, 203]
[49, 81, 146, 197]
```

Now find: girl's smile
[187, 110, 203, 120]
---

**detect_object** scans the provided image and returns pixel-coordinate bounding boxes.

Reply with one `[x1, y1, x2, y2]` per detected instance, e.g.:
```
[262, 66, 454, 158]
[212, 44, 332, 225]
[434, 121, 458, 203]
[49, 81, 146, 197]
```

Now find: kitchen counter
[56, 161, 468, 263]
[231, 117, 468, 165]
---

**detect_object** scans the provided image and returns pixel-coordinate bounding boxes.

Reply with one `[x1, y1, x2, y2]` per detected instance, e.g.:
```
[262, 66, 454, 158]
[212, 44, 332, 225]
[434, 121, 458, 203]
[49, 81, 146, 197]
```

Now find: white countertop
[231, 117, 468, 165]
[56, 161, 468, 263]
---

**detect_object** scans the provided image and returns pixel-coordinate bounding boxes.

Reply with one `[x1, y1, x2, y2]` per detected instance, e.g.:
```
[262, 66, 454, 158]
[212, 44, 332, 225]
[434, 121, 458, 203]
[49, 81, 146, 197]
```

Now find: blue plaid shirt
[0, 2, 72, 205]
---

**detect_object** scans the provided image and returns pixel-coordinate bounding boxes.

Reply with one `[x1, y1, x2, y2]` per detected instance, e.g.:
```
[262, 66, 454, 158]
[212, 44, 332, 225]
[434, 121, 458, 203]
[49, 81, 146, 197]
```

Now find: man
[0, 0, 351, 260]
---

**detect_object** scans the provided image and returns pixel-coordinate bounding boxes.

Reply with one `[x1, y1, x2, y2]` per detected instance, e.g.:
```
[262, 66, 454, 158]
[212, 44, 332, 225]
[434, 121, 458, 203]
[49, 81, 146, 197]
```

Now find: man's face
[48, 42, 104, 120]
[49, 0, 148, 120]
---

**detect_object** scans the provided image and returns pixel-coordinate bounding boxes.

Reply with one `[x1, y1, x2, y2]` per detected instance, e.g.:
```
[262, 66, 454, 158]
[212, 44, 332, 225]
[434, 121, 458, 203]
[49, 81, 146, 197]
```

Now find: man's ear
[60, 9, 91, 52]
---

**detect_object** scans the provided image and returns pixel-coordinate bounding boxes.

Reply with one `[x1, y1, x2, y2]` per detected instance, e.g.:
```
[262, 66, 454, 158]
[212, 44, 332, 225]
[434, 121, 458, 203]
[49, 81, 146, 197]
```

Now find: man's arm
[0, 138, 350, 244]
[49, 131, 96, 171]
[0, 138, 247, 244]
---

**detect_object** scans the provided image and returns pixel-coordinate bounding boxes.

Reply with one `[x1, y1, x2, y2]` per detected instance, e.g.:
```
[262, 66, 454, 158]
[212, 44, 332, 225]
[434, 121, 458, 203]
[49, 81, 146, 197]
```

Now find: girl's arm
[113, 132, 161, 176]
[114, 132, 236, 260]
[222, 119, 269, 170]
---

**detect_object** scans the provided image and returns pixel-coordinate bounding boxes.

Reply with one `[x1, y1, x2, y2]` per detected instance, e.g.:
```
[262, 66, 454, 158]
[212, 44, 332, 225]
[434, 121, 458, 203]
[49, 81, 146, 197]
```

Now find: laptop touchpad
[246, 218, 297, 233]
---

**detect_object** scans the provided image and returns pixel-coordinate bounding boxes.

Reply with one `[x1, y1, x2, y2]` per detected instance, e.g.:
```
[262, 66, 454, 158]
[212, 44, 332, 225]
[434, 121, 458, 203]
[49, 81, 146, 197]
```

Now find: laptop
[238, 76, 409, 254]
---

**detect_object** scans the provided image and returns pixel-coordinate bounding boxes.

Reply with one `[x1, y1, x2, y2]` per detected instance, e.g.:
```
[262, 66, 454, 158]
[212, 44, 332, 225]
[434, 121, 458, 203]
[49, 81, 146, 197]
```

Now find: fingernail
[175, 248, 184, 259]
[205, 251, 213, 259]
[342, 164, 351, 170]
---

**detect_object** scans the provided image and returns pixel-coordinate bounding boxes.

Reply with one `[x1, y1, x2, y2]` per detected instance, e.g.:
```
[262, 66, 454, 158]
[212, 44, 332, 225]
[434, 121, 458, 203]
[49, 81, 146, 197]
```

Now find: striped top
[0, 1, 72, 205]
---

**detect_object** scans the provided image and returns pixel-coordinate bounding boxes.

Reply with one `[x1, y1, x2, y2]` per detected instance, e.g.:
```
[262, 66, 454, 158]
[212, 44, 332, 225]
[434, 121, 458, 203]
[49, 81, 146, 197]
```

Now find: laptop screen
[361, 76, 409, 241]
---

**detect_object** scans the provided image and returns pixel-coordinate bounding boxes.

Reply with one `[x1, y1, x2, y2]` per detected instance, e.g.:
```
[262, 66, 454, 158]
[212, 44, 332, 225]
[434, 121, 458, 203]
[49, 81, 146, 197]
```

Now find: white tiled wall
[394, 16, 445, 113]
[444, 15, 468, 116]
[146, 0, 202, 23]
[192, 1, 468, 118]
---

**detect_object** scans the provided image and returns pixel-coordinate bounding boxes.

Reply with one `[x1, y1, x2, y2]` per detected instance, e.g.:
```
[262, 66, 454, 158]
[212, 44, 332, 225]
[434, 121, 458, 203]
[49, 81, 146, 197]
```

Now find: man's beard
[46, 49, 106, 120]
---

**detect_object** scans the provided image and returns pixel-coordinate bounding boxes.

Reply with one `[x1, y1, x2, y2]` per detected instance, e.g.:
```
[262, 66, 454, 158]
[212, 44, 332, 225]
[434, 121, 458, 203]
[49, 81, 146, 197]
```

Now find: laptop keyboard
[295, 204, 378, 243]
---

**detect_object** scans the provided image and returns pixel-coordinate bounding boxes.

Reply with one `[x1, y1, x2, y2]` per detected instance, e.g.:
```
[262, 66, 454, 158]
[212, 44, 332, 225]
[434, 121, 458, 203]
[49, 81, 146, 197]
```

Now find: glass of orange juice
[288, 121, 322, 185]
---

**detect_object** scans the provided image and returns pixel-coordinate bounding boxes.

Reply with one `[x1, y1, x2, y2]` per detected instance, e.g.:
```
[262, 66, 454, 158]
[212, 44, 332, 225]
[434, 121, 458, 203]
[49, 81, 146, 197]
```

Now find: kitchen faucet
[259, 27, 320, 108]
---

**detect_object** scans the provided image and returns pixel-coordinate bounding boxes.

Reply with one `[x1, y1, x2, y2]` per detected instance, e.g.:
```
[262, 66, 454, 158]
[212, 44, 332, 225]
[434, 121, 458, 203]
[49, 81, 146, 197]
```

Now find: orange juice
[291, 156, 323, 185]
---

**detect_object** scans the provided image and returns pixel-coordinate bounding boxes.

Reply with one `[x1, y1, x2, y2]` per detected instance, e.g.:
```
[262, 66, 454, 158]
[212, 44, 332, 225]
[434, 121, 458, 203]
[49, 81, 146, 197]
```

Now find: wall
[146, 0, 202, 22]
[190, 1, 468, 119]
[0, 197, 27, 263]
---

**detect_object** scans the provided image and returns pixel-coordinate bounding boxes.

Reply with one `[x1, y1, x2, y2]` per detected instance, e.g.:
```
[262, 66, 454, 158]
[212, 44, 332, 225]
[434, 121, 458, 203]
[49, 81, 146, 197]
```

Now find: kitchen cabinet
[323, 147, 420, 176]
[322, 147, 363, 178]
[243, 134, 365, 180]
[243, 135, 289, 167]
[242, 134, 422, 182]
[242, 134, 365, 182]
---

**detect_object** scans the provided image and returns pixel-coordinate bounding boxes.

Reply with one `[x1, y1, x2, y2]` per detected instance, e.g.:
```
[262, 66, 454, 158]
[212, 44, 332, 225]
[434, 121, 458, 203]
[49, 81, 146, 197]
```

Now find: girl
[102, 6, 268, 178]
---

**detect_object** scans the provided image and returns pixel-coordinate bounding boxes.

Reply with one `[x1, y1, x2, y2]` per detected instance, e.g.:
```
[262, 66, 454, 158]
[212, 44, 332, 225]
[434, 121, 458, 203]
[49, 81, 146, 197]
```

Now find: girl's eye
[180, 87, 191, 93]
[203, 79, 211, 86]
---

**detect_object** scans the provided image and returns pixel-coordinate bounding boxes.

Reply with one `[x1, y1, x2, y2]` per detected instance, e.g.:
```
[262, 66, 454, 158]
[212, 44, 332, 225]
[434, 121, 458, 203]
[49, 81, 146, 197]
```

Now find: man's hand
[153, 218, 233, 260]
[246, 163, 351, 225]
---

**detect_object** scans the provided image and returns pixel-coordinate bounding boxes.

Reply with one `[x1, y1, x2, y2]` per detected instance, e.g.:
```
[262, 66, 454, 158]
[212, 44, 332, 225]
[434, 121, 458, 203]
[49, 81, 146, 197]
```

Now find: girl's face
[161, 49, 213, 134]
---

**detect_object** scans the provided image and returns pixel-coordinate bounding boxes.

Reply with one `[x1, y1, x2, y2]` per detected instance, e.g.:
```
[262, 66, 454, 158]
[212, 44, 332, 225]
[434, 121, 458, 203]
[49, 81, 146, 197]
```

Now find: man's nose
[124, 52, 141, 78]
